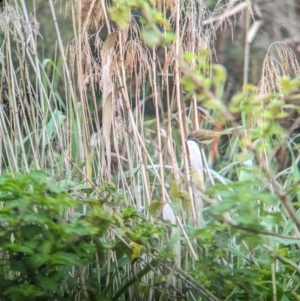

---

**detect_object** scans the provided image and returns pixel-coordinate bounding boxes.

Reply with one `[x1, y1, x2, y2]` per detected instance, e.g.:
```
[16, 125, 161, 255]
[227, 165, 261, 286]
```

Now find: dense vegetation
[0, 0, 300, 300]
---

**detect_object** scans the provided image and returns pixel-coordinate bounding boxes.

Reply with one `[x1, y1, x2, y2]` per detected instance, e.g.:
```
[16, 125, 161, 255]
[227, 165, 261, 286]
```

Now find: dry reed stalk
[50, 0, 87, 176]
[115, 30, 152, 206]
[174, 0, 197, 226]
[202, 1, 251, 28]
[151, 46, 166, 203]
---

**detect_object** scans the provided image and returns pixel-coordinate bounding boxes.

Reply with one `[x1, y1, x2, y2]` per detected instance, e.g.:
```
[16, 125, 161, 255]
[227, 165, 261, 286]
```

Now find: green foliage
[109, 0, 174, 46]
[0, 173, 182, 301]
[0, 172, 112, 300]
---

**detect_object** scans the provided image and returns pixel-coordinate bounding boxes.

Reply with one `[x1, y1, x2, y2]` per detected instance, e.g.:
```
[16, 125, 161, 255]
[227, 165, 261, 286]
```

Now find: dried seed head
[80, 0, 103, 32]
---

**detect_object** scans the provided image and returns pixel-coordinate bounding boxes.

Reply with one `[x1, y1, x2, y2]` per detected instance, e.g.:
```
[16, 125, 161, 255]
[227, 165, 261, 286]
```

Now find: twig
[263, 244, 300, 274]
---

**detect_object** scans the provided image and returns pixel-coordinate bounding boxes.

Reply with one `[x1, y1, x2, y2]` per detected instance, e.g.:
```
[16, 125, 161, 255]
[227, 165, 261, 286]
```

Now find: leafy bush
[0, 172, 113, 300]
[0, 171, 300, 300]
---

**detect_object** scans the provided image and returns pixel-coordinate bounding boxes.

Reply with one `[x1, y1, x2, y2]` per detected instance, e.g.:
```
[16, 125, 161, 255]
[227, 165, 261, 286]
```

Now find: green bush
[0, 172, 113, 301]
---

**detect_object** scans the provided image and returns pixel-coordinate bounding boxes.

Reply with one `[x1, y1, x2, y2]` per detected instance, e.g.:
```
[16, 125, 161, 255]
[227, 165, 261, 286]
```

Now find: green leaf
[49, 252, 81, 266]
[163, 32, 177, 43]
[109, 7, 130, 29]
[210, 199, 236, 215]
[214, 231, 230, 249]
[138, 283, 149, 294]
[170, 180, 181, 198]
[20, 225, 43, 240]
[212, 64, 227, 83]
[149, 200, 163, 217]
[4, 283, 46, 300]
[141, 28, 161, 46]
[274, 237, 300, 245]
[38, 272, 64, 291]
[129, 241, 144, 262]
[45, 109, 66, 142]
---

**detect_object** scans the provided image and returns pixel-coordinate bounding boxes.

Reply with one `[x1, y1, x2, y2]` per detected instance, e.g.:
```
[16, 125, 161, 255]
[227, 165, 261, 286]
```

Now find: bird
[186, 129, 231, 146]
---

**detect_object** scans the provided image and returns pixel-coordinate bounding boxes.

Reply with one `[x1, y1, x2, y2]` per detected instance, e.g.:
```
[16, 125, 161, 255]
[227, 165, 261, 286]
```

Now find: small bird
[187, 129, 231, 146]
